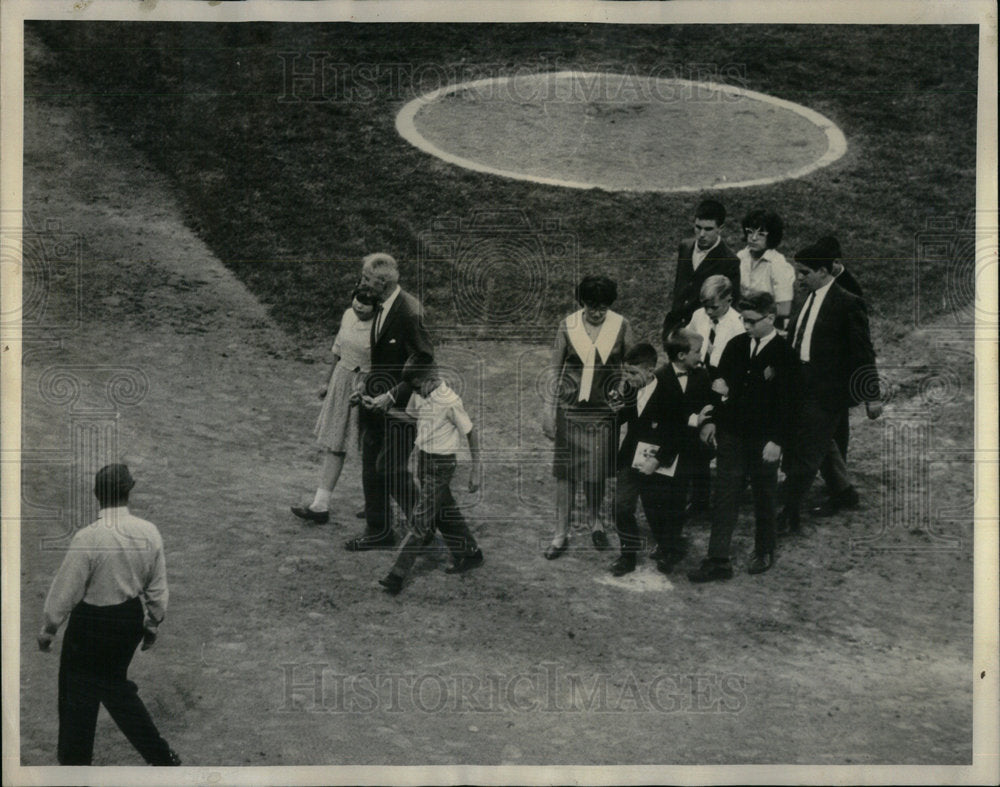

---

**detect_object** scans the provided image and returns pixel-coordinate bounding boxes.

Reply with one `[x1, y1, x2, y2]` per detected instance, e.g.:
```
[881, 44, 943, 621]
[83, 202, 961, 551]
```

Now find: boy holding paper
[609, 330, 713, 576]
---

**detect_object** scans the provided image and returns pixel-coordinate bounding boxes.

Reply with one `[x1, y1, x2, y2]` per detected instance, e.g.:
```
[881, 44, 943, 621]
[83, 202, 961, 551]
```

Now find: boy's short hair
[741, 209, 784, 248]
[694, 199, 726, 226]
[699, 274, 733, 302]
[401, 351, 436, 386]
[624, 342, 658, 367]
[576, 275, 618, 307]
[737, 290, 777, 315]
[663, 327, 700, 361]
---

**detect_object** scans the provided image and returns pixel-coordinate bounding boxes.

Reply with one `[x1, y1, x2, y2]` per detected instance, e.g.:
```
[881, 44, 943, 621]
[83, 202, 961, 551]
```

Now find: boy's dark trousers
[57, 597, 174, 765]
[707, 430, 778, 561]
[614, 467, 689, 556]
[389, 450, 478, 578]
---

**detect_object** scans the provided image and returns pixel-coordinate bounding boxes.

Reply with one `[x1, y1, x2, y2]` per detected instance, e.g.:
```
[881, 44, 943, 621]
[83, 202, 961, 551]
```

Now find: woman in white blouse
[292, 288, 377, 524]
[737, 208, 796, 329]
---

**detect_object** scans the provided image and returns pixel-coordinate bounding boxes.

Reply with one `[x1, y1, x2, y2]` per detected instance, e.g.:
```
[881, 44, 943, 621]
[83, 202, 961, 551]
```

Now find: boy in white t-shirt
[379, 353, 483, 595]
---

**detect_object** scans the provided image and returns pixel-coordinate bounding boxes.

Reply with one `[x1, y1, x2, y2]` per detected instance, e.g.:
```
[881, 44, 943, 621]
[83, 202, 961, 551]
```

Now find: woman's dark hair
[576, 275, 618, 307]
[741, 209, 784, 249]
[352, 287, 379, 307]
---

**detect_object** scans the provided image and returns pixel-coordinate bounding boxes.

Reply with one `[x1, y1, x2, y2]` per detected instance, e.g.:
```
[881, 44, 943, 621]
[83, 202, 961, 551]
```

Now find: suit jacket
[667, 238, 740, 326]
[616, 365, 711, 475]
[834, 266, 864, 301]
[366, 288, 434, 410]
[787, 282, 878, 410]
[714, 332, 798, 449]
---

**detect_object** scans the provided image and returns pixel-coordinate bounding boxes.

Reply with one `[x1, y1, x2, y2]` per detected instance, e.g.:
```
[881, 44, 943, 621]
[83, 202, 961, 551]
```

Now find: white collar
[565, 309, 624, 401]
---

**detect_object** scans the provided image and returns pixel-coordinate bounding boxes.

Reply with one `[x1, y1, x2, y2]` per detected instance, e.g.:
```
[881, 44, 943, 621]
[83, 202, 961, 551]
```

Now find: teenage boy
[379, 353, 483, 595]
[688, 292, 797, 582]
[684, 274, 746, 512]
[668, 199, 740, 326]
[611, 331, 713, 575]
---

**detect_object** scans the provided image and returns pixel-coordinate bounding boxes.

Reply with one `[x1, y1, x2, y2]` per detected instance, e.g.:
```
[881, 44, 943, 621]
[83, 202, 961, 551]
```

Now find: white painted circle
[396, 71, 848, 192]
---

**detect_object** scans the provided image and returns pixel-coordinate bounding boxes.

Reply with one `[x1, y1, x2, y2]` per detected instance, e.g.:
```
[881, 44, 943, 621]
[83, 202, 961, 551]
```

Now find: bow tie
[675, 371, 688, 378]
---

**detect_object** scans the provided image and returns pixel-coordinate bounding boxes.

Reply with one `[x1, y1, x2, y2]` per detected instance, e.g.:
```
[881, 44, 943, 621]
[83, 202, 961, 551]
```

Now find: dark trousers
[57, 598, 173, 766]
[707, 431, 778, 560]
[819, 408, 851, 490]
[361, 414, 418, 540]
[687, 445, 713, 507]
[784, 393, 851, 515]
[614, 466, 688, 555]
[390, 451, 478, 578]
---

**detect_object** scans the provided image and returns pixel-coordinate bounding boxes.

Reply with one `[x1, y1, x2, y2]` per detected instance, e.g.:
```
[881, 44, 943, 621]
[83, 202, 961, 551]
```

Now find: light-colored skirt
[314, 365, 364, 453]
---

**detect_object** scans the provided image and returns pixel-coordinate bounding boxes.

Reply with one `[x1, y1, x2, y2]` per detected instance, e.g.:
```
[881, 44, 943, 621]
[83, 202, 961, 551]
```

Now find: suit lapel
[373, 292, 404, 347]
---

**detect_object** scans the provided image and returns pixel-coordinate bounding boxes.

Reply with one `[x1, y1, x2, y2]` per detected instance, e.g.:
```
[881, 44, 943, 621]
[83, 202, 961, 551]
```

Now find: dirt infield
[17, 29, 976, 771]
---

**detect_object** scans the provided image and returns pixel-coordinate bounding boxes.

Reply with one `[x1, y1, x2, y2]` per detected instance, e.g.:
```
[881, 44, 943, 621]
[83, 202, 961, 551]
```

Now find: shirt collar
[694, 237, 720, 256]
[755, 329, 777, 353]
[379, 285, 401, 312]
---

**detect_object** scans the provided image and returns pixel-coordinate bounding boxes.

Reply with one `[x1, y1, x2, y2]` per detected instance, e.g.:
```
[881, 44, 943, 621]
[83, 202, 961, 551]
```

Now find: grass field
[29, 22, 979, 346]
[15, 20, 984, 772]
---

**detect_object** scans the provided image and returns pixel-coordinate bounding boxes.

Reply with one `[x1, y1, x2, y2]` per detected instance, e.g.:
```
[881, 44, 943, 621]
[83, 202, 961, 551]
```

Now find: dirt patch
[17, 29, 974, 769]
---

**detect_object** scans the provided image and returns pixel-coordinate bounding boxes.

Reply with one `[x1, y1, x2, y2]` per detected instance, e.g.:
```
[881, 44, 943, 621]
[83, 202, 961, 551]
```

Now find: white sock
[310, 489, 331, 511]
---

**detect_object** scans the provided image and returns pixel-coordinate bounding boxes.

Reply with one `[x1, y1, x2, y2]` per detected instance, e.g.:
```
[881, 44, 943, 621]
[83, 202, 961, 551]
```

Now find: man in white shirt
[779, 250, 882, 534]
[38, 464, 180, 766]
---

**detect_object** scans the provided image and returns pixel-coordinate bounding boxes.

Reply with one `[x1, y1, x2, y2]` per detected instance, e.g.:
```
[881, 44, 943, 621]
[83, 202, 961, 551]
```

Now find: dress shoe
[445, 549, 484, 574]
[687, 558, 734, 583]
[811, 486, 860, 517]
[591, 530, 610, 550]
[655, 549, 686, 575]
[609, 555, 636, 576]
[344, 533, 396, 551]
[291, 506, 329, 524]
[747, 552, 774, 575]
[544, 539, 568, 560]
[776, 508, 800, 536]
[378, 573, 403, 595]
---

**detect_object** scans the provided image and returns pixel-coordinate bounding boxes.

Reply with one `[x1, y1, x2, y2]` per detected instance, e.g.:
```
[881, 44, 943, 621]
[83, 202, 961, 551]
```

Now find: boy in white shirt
[379, 353, 483, 594]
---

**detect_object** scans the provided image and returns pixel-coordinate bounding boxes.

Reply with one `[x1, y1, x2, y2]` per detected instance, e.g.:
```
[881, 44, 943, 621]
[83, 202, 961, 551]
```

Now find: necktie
[793, 293, 815, 351]
[751, 339, 759, 358]
[708, 319, 717, 347]
[371, 304, 384, 346]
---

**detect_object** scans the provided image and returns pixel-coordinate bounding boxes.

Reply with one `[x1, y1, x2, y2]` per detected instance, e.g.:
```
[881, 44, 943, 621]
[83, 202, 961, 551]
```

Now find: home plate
[594, 565, 675, 592]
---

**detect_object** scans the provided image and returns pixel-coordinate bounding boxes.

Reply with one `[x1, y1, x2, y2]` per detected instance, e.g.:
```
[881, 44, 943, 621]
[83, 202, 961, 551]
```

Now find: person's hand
[542, 412, 556, 441]
[141, 623, 158, 651]
[762, 441, 782, 464]
[368, 393, 394, 412]
[700, 422, 717, 450]
[866, 401, 883, 420]
[697, 404, 714, 426]
[711, 378, 729, 397]
[468, 465, 481, 493]
[637, 456, 659, 476]
[317, 386, 328, 400]
[37, 630, 54, 652]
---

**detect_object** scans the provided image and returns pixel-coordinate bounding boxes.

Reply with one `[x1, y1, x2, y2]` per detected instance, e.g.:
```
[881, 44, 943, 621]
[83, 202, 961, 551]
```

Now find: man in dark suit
[345, 252, 434, 551]
[610, 330, 713, 576]
[779, 247, 882, 534]
[667, 199, 740, 327]
[688, 292, 797, 582]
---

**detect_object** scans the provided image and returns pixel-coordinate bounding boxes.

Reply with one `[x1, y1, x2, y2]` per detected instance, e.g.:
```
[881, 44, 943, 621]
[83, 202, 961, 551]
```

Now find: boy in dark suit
[779, 247, 882, 534]
[610, 331, 713, 576]
[667, 199, 741, 326]
[688, 292, 797, 582]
